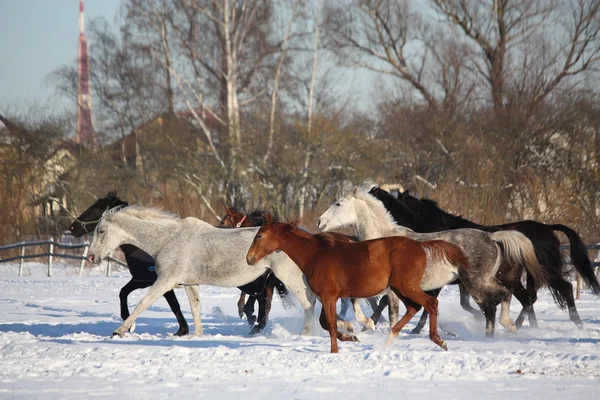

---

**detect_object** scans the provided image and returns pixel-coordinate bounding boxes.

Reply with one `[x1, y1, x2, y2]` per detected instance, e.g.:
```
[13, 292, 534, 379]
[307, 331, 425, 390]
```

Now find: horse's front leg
[498, 292, 517, 333]
[119, 280, 146, 321]
[184, 285, 202, 336]
[252, 286, 274, 334]
[163, 289, 189, 336]
[113, 277, 178, 337]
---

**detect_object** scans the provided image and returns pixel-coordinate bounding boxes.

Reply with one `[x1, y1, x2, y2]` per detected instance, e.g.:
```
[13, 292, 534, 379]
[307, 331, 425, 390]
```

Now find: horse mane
[227, 206, 279, 225]
[368, 187, 442, 231]
[106, 205, 179, 221]
[405, 192, 477, 229]
[282, 223, 354, 249]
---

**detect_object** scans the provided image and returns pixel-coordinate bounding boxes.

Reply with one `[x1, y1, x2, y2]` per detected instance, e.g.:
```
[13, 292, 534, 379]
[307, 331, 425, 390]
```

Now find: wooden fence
[0, 238, 127, 277]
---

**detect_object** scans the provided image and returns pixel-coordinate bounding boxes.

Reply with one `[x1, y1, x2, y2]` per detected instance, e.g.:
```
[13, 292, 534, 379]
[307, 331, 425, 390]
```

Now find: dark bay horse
[246, 214, 469, 353]
[219, 205, 295, 333]
[370, 186, 600, 329]
[69, 192, 189, 336]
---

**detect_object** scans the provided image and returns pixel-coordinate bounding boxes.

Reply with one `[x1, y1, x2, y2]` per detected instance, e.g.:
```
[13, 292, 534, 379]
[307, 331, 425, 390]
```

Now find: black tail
[273, 278, 297, 310]
[551, 224, 600, 295]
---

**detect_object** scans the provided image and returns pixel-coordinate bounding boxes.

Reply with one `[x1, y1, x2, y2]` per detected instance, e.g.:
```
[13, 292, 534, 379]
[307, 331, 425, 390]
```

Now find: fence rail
[0, 238, 113, 277]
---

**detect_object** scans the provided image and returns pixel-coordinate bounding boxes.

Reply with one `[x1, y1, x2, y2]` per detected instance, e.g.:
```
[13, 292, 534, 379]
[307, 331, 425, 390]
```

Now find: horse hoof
[247, 316, 257, 326]
[409, 328, 422, 335]
[440, 341, 448, 351]
[249, 326, 263, 335]
[174, 327, 189, 337]
[352, 335, 360, 342]
[112, 331, 125, 338]
[128, 323, 136, 334]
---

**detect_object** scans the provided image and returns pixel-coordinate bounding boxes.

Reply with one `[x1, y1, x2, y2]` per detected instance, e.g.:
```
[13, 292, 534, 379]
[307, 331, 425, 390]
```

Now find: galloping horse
[371, 187, 600, 328]
[318, 186, 549, 337]
[69, 192, 189, 336]
[246, 214, 469, 353]
[87, 205, 322, 337]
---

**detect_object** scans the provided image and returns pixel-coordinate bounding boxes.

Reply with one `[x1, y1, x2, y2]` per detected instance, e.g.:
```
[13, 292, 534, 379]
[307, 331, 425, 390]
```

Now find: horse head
[69, 191, 128, 237]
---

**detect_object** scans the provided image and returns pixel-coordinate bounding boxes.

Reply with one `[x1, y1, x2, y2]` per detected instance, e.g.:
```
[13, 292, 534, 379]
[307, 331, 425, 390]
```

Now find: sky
[0, 0, 121, 110]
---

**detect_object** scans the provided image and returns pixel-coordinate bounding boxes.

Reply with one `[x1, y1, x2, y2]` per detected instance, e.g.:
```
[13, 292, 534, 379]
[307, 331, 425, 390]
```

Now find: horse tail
[421, 240, 470, 270]
[550, 224, 600, 295]
[491, 231, 549, 291]
[273, 277, 297, 310]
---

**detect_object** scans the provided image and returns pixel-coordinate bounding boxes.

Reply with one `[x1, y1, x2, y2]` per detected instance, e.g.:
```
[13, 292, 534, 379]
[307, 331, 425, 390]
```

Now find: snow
[0, 262, 599, 399]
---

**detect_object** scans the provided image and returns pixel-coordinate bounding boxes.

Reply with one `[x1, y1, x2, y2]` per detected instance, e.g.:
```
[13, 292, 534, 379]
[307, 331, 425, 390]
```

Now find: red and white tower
[76, 0, 95, 146]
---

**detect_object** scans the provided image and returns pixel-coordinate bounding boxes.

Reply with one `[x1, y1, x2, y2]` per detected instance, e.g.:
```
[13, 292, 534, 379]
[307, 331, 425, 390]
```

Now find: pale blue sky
[0, 0, 121, 109]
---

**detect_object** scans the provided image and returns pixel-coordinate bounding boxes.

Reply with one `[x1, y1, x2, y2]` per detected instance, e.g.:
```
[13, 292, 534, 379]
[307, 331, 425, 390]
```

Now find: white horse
[317, 186, 549, 337]
[88, 206, 319, 337]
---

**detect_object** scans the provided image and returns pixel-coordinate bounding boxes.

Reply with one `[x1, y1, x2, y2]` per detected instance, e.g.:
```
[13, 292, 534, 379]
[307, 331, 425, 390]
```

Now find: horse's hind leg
[384, 292, 420, 346]
[555, 278, 583, 327]
[237, 292, 246, 318]
[387, 291, 400, 327]
[459, 284, 484, 321]
[368, 295, 388, 326]
[184, 285, 203, 336]
[339, 298, 351, 319]
[480, 301, 497, 338]
[411, 288, 440, 334]
[113, 277, 178, 337]
[163, 289, 189, 336]
[244, 295, 257, 326]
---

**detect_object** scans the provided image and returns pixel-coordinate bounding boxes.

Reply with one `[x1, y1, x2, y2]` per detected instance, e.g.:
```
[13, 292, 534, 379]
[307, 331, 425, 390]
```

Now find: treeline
[2, 0, 600, 245]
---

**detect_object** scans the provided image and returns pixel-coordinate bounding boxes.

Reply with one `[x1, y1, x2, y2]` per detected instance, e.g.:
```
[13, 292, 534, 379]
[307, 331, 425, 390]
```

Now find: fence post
[48, 237, 54, 277]
[18, 242, 25, 277]
[106, 254, 112, 277]
[79, 241, 89, 277]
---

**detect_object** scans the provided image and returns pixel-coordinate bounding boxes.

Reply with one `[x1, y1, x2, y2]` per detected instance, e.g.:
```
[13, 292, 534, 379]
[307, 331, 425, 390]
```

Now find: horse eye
[98, 229, 105, 234]
[335, 202, 341, 207]
[256, 234, 262, 239]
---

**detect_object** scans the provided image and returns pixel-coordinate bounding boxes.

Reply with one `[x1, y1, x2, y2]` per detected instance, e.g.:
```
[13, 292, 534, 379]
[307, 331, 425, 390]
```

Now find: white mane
[349, 187, 403, 235]
[102, 205, 179, 223]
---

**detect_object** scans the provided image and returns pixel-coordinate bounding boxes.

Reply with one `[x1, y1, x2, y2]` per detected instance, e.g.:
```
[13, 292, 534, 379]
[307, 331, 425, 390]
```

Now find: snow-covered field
[0, 262, 599, 399]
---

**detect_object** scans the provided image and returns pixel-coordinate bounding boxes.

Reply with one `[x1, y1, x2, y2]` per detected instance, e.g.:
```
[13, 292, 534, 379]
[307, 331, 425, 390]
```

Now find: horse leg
[459, 283, 484, 321]
[513, 281, 538, 329]
[119, 280, 145, 321]
[252, 287, 274, 334]
[237, 292, 246, 318]
[411, 288, 440, 334]
[268, 268, 315, 335]
[384, 292, 420, 346]
[113, 277, 178, 337]
[244, 295, 257, 326]
[368, 295, 388, 326]
[554, 278, 583, 327]
[352, 299, 375, 331]
[480, 301, 497, 338]
[389, 288, 446, 350]
[184, 285, 203, 336]
[319, 307, 359, 345]
[162, 289, 189, 336]
[387, 291, 400, 327]
[339, 298, 350, 319]
[498, 292, 517, 333]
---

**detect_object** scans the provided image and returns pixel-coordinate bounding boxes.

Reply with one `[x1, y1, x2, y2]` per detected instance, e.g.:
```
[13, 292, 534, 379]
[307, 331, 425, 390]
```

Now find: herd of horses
[68, 186, 600, 353]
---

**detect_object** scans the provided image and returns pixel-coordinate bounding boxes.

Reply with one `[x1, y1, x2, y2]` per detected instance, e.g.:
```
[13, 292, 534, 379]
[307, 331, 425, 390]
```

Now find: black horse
[69, 192, 189, 336]
[370, 186, 600, 331]
[218, 206, 295, 334]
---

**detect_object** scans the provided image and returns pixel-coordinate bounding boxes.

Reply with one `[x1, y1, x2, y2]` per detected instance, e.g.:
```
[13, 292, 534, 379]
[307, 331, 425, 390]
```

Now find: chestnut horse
[246, 214, 469, 353]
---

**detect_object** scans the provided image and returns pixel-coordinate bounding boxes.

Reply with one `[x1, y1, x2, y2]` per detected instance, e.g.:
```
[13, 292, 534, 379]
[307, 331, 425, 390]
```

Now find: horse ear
[368, 186, 379, 194]
[352, 185, 359, 195]
[264, 212, 273, 226]
[290, 220, 299, 227]
[107, 191, 117, 199]
[223, 203, 235, 216]
[401, 190, 410, 199]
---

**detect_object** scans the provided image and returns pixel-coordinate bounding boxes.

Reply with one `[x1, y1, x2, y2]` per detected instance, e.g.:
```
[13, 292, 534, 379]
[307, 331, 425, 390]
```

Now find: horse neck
[273, 229, 321, 277]
[425, 205, 481, 230]
[113, 215, 181, 258]
[353, 199, 414, 240]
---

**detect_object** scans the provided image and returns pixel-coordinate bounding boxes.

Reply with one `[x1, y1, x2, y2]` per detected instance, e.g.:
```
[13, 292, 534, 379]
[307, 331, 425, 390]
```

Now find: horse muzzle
[247, 255, 257, 266]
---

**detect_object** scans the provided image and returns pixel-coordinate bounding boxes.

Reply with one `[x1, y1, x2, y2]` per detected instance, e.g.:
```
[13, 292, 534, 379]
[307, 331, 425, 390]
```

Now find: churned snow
[0, 262, 598, 399]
